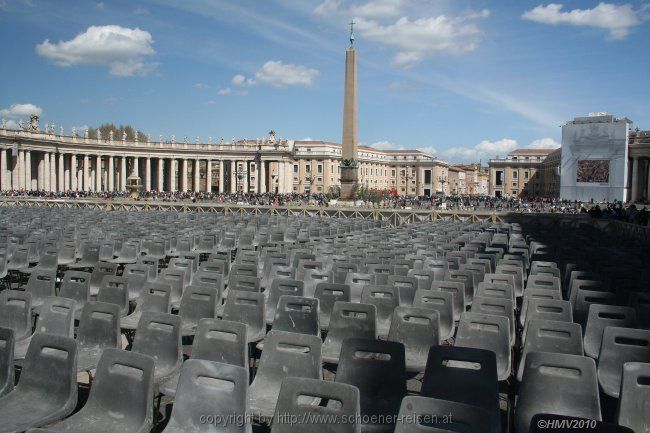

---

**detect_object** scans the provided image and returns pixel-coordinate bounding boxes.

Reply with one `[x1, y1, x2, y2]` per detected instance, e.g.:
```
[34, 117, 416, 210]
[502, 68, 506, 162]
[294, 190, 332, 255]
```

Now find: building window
[524, 171, 529, 179]
[512, 182, 517, 187]
[293, 164, 298, 173]
[392, 169, 396, 177]
[400, 170, 405, 176]
[317, 177, 322, 182]
[331, 165, 334, 173]
[305, 165, 310, 173]
[512, 170, 518, 179]
[317, 164, 323, 173]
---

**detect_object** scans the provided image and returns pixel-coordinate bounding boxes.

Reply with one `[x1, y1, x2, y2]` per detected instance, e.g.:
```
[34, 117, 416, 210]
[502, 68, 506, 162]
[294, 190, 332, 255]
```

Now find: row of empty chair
[0, 206, 648, 433]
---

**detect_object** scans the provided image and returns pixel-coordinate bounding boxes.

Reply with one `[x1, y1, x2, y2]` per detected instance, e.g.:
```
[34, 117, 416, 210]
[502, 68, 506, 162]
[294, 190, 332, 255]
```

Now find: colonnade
[629, 156, 650, 203]
[0, 148, 294, 194]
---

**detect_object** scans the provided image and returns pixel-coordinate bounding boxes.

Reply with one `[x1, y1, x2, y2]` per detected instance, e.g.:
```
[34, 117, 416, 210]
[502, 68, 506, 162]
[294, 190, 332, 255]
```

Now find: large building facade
[488, 149, 554, 198]
[0, 127, 456, 196]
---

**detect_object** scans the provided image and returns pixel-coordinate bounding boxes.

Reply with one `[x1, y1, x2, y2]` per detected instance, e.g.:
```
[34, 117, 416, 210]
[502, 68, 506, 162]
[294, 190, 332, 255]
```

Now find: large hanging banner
[576, 159, 610, 183]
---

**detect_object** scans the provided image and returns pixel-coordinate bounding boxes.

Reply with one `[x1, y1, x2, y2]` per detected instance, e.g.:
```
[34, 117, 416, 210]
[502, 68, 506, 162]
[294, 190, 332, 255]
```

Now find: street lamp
[438, 176, 448, 195]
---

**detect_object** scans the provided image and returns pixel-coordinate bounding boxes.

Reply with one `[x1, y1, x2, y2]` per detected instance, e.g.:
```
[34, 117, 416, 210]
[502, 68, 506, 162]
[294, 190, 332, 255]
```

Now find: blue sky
[1, 0, 649, 162]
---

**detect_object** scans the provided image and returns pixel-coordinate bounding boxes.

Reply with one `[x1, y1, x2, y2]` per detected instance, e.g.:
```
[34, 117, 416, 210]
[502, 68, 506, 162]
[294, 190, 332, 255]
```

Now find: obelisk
[340, 21, 359, 200]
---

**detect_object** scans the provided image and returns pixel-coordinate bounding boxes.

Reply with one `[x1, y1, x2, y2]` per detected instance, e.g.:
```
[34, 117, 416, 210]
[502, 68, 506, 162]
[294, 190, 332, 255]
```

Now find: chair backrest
[360, 285, 399, 337]
[193, 270, 225, 296]
[36, 296, 76, 337]
[516, 352, 601, 433]
[475, 282, 514, 301]
[266, 278, 304, 324]
[395, 396, 491, 433]
[313, 283, 351, 331]
[598, 326, 650, 398]
[470, 296, 515, 345]
[322, 303, 378, 366]
[430, 281, 465, 322]
[573, 289, 617, 326]
[191, 319, 248, 368]
[519, 288, 562, 327]
[19, 333, 78, 410]
[271, 378, 360, 433]
[523, 299, 573, 339]
[344, 272, 373, 303]
[0, 290, 32, 341]
[77, 301, 121, 350]
[25, 269, 57, 301]
[387, 275, 419, 306]
[97, 276, 129, 315]
[165, 360, 249, 432]
[59, 270, 91, 304]
[407, 269, 436, 291]
[526, 274, 561, 292]
[413, 289, 454, 341]
[455, 312, 511, 381]
[387, 306, 440, 373]
[228, 275, 261, 293]
[90, 262, 118, 288]
[222, 290, 266, 343]
[518, 319, 583, 382]
[332, 262, 358, 284]
[421, 345, 499, 432]
[133, 312, 182, 379]
[335, 338, 406, 429]
[139, 282, 172, 313]
[445, 270, 475, 304]
[178, 285, 218, 328]
[617, 362, 650, 433]
[483, 273, 516, 298]
[583, 304, 636, 359]
[75, 348, 154, 431]
[0, 327, 14, 397]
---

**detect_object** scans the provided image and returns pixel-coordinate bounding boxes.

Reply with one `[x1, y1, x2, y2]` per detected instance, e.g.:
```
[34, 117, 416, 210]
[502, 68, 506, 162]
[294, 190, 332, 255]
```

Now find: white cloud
[36, 25, 158, 76]
[350, 0, 406, 18]
[529, 137, 561, 149]
[371, 140, 405, 150]
[233, 61, 319, 88]
[522, 3, 645, 40]
[356, 11, 489, 67]
[193, 82, 210, 89]
[443, 138, 518, 162]
[417, 146, 438, 155]
[218, 87, 232, 95]
[1, 103, 43, 119]
[314, 0, 341, 15]
[5, 120, 18, 129]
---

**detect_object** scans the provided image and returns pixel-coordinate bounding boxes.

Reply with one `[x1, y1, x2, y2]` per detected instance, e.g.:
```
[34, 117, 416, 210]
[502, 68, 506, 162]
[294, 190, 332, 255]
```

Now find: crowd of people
[0, 189, 647, 225]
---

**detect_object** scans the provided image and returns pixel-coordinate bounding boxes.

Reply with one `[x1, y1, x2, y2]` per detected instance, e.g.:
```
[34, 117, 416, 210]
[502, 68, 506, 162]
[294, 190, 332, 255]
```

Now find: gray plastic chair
[617, 362, 650, 433]
[97, 275, 130, 316]
[387, 306, 440, 373]
[59, 270, 91, 319]
[519, 288, 562, 327]
[471, 296, 515, 347]
[193, 270, 225, 297]
[483, 273, 516, 298]
[0, 328, 14, 397]
[522, 299, 573, 342]
[421, 345, 500, 433]
[584, 305, 636, 359]
[160, 268, 187, 309]
[387, 275, 419, 306]
[271, 378, 360, 433]
[526, 274, 561, 292]
[68, 242, 100, 269]
[222, 290, 266, 343]
[302, 269, 331, 298]
[42, 348, 154, 433]
[628, 291, 650, 330]
[413, 289, 454, 341]
[0, 290, 32, 343]
[345, 272, 373, 303]
[517, 319, 583, 381]
[249, 330, 322, 421]
[178, 285, 218, 336]
[162, 360, 250, 433]
[89, 262, 118, 297]
[424, 259, 447, 281]
[395, 396, 491, 433]
[132, 312, 182, 388]
[455, 312, 511, 381]
[597, 326, 650, 398]
[228, 274, 261, 293]
[161, 318, 248, 396]
[13, 296, 75, 361]
[323, 301, 377, 364]
[516, 352, 601, 433]
[430, 281, 465, 322]
[361, 285, 399, 338]
[0, 334, 77, 433]
[23, 270, 56, 310]
[445, 269, 475, 306]
[335, 338, 406, 433]
[75, 301, 121, 372]
[122, 264, 151, 300]
[314, 283, 351, 330]
[573, 289, 618, 326]
[120, 282, 172, 330]
[407, 269, 435, 291]
[271, 296, 320, 337]
[265, 278, 304, 324]
[475, 282, 514, 301]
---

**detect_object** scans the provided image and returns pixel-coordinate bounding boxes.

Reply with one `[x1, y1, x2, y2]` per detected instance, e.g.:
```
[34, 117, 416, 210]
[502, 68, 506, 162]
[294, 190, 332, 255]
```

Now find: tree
[87, 123, 147, 141]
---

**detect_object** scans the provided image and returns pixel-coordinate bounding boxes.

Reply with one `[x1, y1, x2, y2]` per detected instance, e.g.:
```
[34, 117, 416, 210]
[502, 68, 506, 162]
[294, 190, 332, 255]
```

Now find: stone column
[25, 151, 32, 190]
[243, 161, 250, 192]
[59, 153, 65, 192]
[132, 156, 139, 178]
[218, 160, 224, 193]
[50, 153, 57, 192]
[277, 161, 284, 194]
[169, 159, 177, 192]
[194, 159, 200, 192]
[158, 159, 164, 191]
[145, 157, 151, 191]
[230, 160, 237, 193]
[286, 161, 293, 192]
[83, 155, 90, 192]
[206, 160, 212, 192]
[63, 155, 70, 191]
[71, 155, 77, 191]
[631, 157, 639, 203]
[259, 160, 266, 193]
[94, 155, 101, 192]
[120, 157, 127, 191]
[43, 153, 50, 191]
[182, 159, 188, 191]
[108, 156, 114, 191]
[0, 148, 6, 190]
[17, 150, 25, 190]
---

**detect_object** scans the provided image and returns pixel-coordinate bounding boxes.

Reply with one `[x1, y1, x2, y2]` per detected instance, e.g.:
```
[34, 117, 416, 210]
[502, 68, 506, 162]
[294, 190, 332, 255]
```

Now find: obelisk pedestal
[340, 32, 359, 200]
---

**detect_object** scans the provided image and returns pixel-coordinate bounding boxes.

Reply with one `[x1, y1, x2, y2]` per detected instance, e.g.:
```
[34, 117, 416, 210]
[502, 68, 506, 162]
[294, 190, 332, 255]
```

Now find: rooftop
[508, 149, 556, 156]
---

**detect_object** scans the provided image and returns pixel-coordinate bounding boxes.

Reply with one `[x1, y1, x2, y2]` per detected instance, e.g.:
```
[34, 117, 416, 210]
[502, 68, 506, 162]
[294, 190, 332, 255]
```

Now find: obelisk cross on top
[340, 20, 359, 199]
